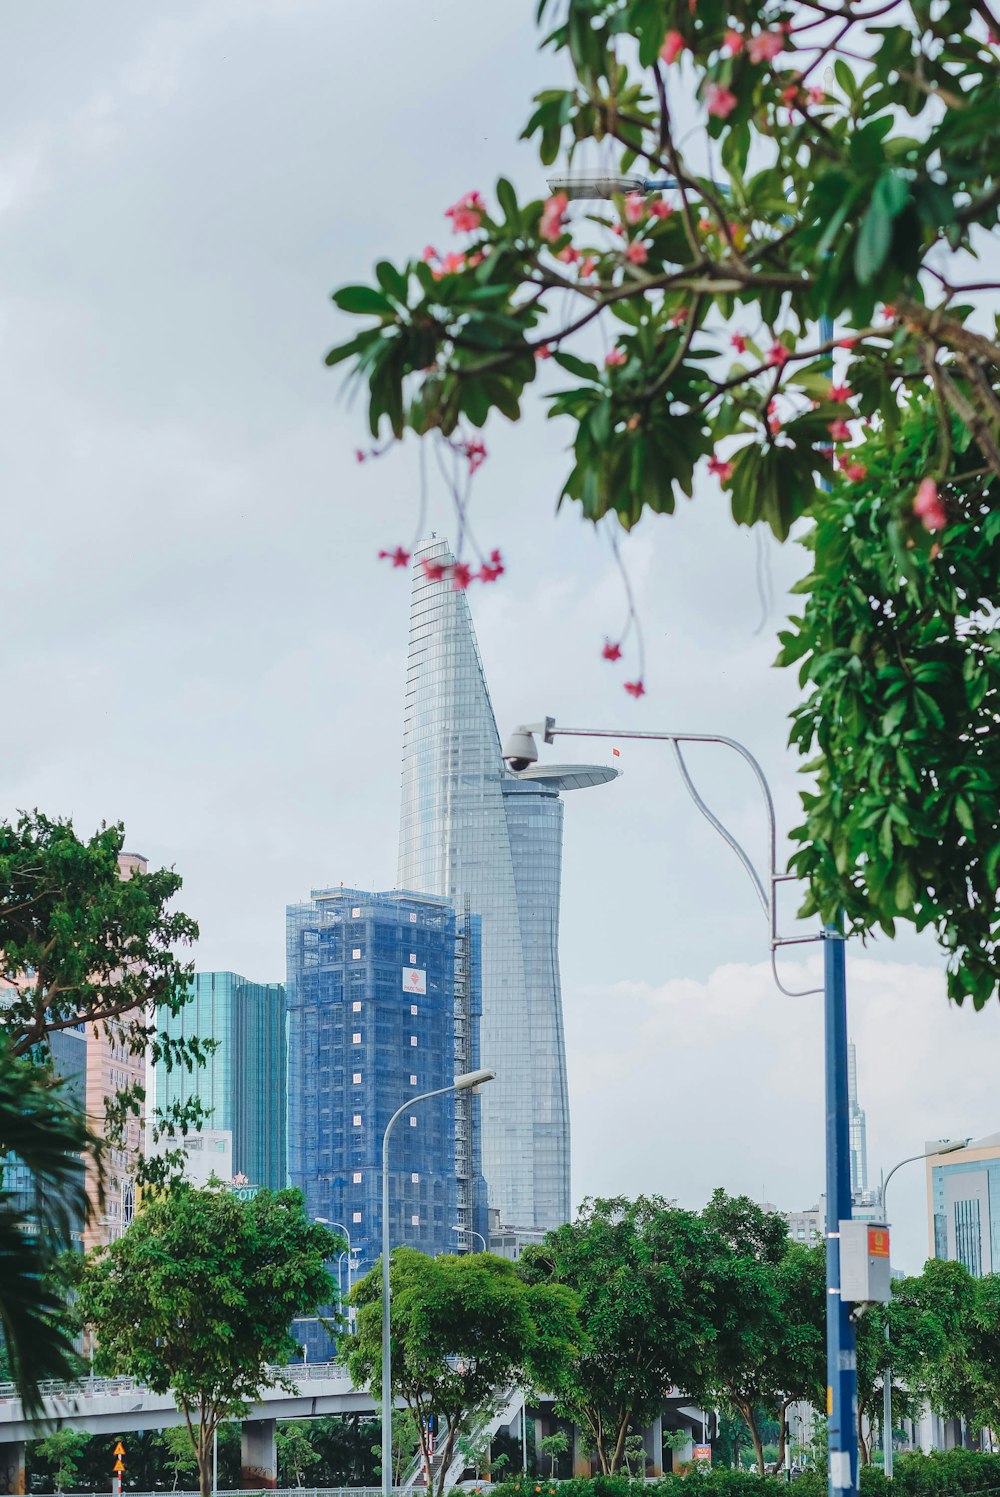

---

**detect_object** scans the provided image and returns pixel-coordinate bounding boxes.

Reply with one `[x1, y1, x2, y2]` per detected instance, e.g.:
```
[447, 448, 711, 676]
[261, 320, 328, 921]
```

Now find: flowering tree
[326, 0, 998, 1005]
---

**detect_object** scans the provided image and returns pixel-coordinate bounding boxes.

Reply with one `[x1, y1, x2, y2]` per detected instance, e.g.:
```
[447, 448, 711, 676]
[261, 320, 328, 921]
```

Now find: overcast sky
[3, 0, 997, 1273]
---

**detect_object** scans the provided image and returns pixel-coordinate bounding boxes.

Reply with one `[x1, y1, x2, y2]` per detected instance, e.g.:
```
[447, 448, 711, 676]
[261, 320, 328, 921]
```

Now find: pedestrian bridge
[0, 1363, 374, 1444]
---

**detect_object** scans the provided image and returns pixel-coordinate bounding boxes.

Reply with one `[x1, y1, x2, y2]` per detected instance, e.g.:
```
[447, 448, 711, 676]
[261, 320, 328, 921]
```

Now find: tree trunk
[434, 1423, 458, 1497]
[775, 1396, 793, 1471]
[197, 1427, 212, 1497]
[608, 1416, 630, 1475]
[857, 1404, 869, 1466]
[736, 1402, 765, 1477]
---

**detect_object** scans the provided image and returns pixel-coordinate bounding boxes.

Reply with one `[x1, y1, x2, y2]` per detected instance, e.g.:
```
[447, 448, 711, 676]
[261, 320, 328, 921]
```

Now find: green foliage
[0, 1040, 96, 1412]
[346, 1247, 580, 1495]
[33, 1429, 90, 1493]
[276, 1421, 321, 1487]
[374, 1408, 421, 1485]
[80, 1185, 339, 1497]
[326, 1, 999, 1002]
[541, 1430, 571, 1477]
[0, 811, 206, 1171]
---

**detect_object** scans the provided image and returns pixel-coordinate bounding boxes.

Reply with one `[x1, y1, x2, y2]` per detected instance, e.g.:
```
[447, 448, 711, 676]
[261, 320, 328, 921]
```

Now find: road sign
[113, 1460, 125, 1474]
[113, 1444, 125, 1458]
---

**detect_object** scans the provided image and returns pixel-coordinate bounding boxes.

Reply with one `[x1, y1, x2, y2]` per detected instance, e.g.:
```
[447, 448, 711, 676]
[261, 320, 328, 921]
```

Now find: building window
[352, 1001, 362, 1012]
[410, 1035, 417, 1047]
[411, 1172, 420, 1183]
[411, 1215, 420, 1226]
[353, 1072, 362, 1084]
[954, 1198, 983, 1277]
[352, 1033, 362, 1044]
[352, 948, 361, 960]
[409, 1116, 417, 1128]
[353, 1211, 362, 1223]
[353, 1172, 362, 1184]
[352, 1114, 362, 1127]
[411, 1005, 419, 1016]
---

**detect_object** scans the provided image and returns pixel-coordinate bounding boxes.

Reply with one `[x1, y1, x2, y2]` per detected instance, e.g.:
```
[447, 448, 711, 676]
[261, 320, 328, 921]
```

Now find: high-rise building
[286, 886, 487, 1359]
[927, 1132, 1000, 1276]
[155, 971, 287, 1191]
[2, 1027, 88, 1250]
[397, 538, 618, 1238]
[848, 1041, 869, 1197]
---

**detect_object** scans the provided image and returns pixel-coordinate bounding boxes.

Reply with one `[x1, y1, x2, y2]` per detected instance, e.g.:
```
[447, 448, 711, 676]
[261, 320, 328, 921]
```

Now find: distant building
[153, 1127, 234, 1188]
[285, 886, 488, 1360]
[2, 1027, 88, 1249]
[397, 538, 617, 1244]
[927, 1132, 1000, 1276]
[848, 1041, 869, 1197]
[156, 971, 286, 1191]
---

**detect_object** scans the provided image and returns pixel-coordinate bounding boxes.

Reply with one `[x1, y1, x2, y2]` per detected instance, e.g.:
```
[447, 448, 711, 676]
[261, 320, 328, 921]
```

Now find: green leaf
[332, 285, 394, 316]
[375, 261, 409, 305]
[855, 202, 892, 285]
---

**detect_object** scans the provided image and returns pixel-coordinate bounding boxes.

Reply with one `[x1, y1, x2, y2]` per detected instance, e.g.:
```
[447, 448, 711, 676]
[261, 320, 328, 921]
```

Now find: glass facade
[286, 886, 488, 1360]
[156, 971, 286, 1190]
[397, 538, 617, 1233]
[848, 1041, 869, 1196]
[1, 1027, 87, 1249]
[929, 1135, 1000, 1277]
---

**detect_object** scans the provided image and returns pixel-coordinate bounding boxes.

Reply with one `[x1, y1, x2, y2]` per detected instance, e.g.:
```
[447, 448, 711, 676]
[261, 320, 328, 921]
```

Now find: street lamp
[451, 1225, 488, 1252]
[314, 1217, 355, 1303]
[878, 1138, 969, 1477]
[381, 1068, 495, 1497]
[503, 718, 856, 1497]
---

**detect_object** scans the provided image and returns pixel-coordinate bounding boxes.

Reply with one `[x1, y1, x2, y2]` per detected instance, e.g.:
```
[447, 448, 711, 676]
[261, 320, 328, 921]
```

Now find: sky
[2, 0, 997, 1274]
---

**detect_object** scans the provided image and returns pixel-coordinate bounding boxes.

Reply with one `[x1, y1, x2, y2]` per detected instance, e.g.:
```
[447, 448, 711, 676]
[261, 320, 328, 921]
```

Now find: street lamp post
[878, 1139, 968, 1476]
[381, 1068, 496, 1497]
[315, 1217, 354, 1303]
[451, 1225, 488, 1252]
[503, 718, 857, 1497]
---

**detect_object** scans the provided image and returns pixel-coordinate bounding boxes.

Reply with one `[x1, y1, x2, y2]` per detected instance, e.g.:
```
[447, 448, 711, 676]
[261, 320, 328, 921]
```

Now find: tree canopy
[326, 0, 999, 1004]
[80, 1185, 339, 1497]
[345, 1247, 581, 1494]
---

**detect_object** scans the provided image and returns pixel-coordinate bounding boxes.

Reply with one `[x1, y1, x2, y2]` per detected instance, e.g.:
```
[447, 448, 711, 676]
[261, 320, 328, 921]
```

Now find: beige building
[926, 1132, 1000, 1275]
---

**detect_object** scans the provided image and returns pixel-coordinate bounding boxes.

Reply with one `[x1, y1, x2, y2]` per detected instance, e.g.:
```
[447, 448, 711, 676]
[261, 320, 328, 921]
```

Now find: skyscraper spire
[397, 538, 617, 1235]
[848, 1040, 869, 1197]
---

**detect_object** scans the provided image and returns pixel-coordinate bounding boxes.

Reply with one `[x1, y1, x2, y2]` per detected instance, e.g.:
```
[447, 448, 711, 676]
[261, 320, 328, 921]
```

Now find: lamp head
[502, 727, 538, 773]
[546, 171, 646, 200]
[936, 1138, 971, 1155]
[454, 1067, 496, 1092]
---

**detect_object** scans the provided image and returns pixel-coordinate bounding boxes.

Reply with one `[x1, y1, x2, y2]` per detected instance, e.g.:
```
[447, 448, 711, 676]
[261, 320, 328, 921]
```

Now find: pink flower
[649, 199, 673, 219]
[557, 244, 581, 264]
[624, 193, 646, 225]
[670, 306, 689, 326]
[844, 462, 867, 482]
[766, 341, 790, 367]
[881, 303, 897, 321]
[452, 562, 474, 590]
[465, 438, 487, 473]
[580, 255, 597, 277]
[602, 640, 623, 661]
[539, 192, 568, 243]
[808, 85, 825, 104]
[355, 449, 367, 463]
[466, 251, 484, 268]
[723, 28, 744, 54]
[378, 546, 411, 569]
[837, 336, 857, 349]
[828, 418, 852, 442]
[913, 478, 947, 531]
[624, 679, 646, 699]
[768, 414, 783, 435]
[421, 559, 448, 583]
[479, 549, 505, 583]
[660, 29, 685, 63]
[535, 343, 552, 360]
[434, 251, 465, 279]
[748, 29, 784, 63]
[445, 192, 484, 234]
[605, 347, 628, 367]
[422, 245, 438, 263]
[731, 332, 748, 354]
[707, 454, 734, 481]
[829, 384, 851, 403]
[624, 241, 649, 265]
[781, 84, 800, 108]
[706, 83, 739, 118]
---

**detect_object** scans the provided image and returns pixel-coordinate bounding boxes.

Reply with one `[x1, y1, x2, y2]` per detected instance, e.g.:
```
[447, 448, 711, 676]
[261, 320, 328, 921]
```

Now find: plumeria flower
[837, 336, 857, 350]
[913, 478, 947, 530]
[602, 641, 623, 661]
[557, 244, 581, 264]
[723, 27, 744, 53]
[768, 413, 783, 435]
[445, 192, 484, 234]
[766, 341, 790, 367]
[649, 199, 673, 219]
[707, 83, 739, 118]
[749, 29, 784, 63]
[829, 384, 851, 403]
[624, 241, 649, 265]
[421, 559, 448, 582]
[843, 461, 867, 482]
[731, 332, 748, 354]
[465, 438, 487, 473]
[881, 303, 898, 321]
[378, 546, 411, 568]
[478, 549, 505, 583]
[539, 193, 568, 243]
[624, 193, 646, 225]
[580, 255, 597, 277]
[828, 418, 852, 442]
[624, 680, 646, 699]
[707, 455, 734, 481]
[535, 343, 552, 360]
[452, 561, 474, 590]
[808, 85, 825, 104]
[660, 29, 685, 63]
[422, 245, 438, 263]
[605, 347, 628, 367]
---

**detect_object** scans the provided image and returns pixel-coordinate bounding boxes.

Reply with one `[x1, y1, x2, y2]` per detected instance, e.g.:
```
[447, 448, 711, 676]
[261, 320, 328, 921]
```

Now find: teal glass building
[156, 971, 286, 1190]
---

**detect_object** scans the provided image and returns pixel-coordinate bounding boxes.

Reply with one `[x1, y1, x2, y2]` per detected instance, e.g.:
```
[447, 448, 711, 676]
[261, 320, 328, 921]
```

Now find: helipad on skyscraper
[397, 537, 618, 1241]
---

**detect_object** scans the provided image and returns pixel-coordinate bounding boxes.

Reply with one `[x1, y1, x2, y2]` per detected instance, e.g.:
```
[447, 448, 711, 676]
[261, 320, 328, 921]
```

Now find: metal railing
[0, 1363, 352, 1403]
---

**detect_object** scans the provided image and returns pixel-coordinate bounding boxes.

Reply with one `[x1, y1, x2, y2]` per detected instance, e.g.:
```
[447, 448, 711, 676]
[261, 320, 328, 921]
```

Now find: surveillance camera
[502, 728, 538, 772]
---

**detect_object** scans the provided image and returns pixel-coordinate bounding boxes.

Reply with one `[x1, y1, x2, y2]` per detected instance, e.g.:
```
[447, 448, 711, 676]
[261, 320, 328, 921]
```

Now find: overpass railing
[0, 1363, 351, 1404]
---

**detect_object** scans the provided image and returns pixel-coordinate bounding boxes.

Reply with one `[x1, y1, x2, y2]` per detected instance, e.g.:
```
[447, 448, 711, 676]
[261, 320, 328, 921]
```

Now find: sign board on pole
[113, 1445, 125, 1458]
[693, 1446, 712, 1465]
[840, 1218, 891, 1303]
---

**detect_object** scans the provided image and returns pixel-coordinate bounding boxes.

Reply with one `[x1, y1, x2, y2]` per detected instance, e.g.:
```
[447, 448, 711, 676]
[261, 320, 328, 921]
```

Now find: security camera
[502, 728, 538, 773]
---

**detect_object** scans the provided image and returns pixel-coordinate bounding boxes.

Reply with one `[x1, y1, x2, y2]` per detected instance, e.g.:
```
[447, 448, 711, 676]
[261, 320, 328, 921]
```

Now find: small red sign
[868, 1227, 890, 1258]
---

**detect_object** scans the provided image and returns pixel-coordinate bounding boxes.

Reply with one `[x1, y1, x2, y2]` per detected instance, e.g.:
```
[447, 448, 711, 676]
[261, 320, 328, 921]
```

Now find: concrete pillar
[241, 1418, 278, 1490]
[0, 1441, 25, 1496]
[643, 1413, 663, 1477]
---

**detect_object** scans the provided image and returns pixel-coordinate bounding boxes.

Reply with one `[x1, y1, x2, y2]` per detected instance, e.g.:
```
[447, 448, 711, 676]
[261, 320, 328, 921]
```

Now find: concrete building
[285, 886, 488, 1359]
[397, 537, 618, 1243]
[156, 971, 286, 1191]
[927, 1131, 1000, 1275]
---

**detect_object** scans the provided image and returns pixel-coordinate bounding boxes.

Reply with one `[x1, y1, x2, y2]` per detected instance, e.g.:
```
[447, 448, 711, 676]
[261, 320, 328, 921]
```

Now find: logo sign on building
[231, 1183, 260, 1203]
[402, 967, 427, 995]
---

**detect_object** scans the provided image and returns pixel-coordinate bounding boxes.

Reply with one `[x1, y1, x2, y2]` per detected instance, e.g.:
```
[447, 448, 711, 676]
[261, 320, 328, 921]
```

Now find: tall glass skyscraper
[397, 537, 617, 1235]
[156, 971, 286, 1190]
[848, 1040, 869, 1197]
